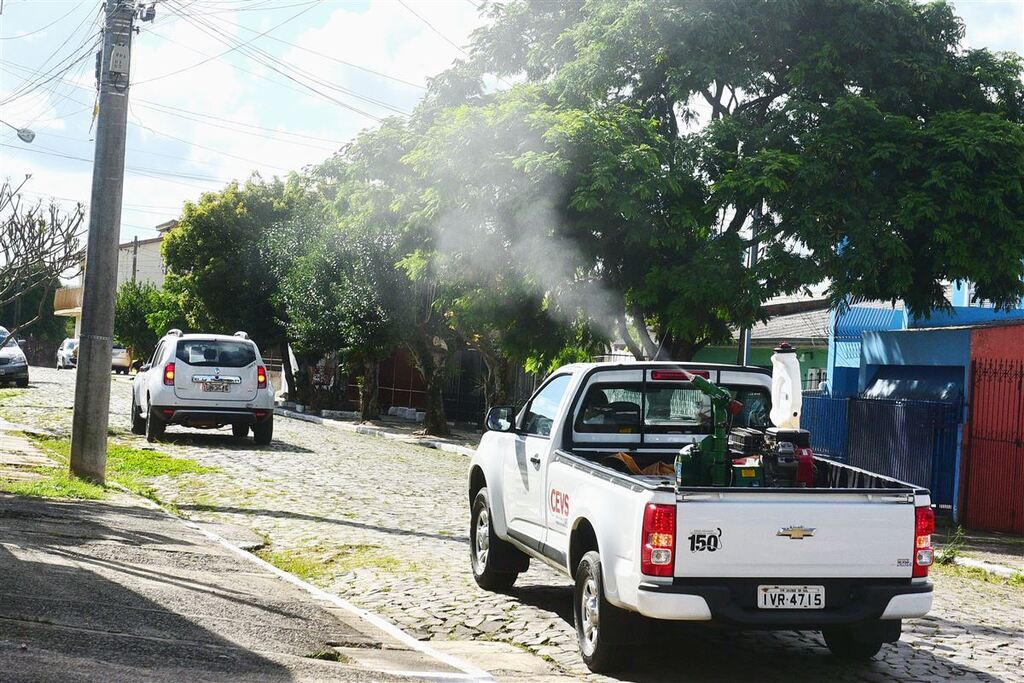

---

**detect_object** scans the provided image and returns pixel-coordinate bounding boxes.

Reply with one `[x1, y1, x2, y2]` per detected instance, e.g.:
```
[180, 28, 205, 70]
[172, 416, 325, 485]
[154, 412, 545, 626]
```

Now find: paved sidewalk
[934, 520, 1024, 573]
[0, 487, 489, 682]
[274, 408, 480, 458]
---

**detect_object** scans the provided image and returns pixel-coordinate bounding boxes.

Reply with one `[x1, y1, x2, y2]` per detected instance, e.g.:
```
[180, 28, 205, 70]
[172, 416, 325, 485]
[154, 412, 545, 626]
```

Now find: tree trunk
[616, 314, 645, 360]
[407, 337, 450, 437]
[423, 376, 448, 436]
[666, 338, 707, 362]
[360, 358, 380, 422]
[630, 305, 661, 360]
[280, 335, 295, 401]
[478, 345, 512, 410]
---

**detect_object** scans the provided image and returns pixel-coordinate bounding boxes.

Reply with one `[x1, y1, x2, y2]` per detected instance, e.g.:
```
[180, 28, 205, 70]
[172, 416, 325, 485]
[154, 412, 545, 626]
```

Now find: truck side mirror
[485, 406, 516, 433]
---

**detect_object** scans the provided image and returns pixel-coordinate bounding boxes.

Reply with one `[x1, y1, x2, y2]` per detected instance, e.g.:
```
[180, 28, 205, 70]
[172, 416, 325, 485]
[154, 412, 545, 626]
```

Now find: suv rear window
[175, 340, 256, 368]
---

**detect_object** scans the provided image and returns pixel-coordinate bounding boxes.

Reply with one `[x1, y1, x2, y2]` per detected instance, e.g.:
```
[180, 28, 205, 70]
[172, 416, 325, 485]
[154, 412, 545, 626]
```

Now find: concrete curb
[274, 408, 477, 458]
[951, 555, 1022, 579]
[114, 483, 493, 682]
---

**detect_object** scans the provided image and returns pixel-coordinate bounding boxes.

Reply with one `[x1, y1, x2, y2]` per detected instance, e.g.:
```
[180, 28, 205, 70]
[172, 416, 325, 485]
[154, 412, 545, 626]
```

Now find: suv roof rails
[166, 329, 183, 337]
[233, 331, 249, 339]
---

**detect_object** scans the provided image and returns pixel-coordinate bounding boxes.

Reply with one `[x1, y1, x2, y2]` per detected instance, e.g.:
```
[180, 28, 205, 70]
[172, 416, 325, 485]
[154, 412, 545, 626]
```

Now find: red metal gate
[963, 359, 1024, 534]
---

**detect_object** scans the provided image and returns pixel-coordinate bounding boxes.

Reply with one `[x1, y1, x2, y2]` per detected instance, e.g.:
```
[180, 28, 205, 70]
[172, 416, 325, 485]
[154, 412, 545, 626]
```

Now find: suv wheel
[253, 417, 273, 445]
[232, 424, 249, 438]
[469, 488, 528, 591]
[146, 405, 166, 442]
[131, 395, 146, 435]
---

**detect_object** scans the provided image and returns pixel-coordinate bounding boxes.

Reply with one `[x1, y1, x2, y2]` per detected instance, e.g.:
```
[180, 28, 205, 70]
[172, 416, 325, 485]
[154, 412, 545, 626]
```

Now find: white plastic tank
[769, 342, 802, 429]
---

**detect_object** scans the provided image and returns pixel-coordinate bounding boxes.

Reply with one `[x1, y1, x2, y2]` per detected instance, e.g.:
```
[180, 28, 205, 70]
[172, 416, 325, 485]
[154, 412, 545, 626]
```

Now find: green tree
[282, 215, 407, 419]
[463, 0, 1024, 358]
[113, 281, 162, 361]
[161, 175, 306, 384]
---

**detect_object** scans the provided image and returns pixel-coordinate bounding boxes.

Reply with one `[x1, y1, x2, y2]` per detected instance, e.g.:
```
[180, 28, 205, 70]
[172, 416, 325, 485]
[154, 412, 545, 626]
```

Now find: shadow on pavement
[154, 431, 315, 454]
[507, 583, 1005, 682]
[179, 502, 469, 545]
[0, 493, 373, 682]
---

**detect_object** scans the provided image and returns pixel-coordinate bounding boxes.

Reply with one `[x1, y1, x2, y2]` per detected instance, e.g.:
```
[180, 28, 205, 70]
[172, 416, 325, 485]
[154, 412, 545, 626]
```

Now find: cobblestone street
[3, 367, 1022, 681]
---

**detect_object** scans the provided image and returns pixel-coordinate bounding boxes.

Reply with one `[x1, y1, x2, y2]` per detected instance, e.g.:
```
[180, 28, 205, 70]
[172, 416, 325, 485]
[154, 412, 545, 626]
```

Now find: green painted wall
[692, 345, 829, 386]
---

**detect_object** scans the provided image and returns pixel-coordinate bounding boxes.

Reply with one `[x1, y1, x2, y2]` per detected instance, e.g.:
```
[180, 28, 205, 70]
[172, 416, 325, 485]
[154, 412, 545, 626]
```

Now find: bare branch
[0, 180, 85, 335]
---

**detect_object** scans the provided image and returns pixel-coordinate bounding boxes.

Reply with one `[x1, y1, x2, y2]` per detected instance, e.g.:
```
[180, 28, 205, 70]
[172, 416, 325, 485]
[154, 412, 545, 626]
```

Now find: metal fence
[847, 398, 961, 506]
[801, 392, 962, 507]
[801, 392, 850, 461]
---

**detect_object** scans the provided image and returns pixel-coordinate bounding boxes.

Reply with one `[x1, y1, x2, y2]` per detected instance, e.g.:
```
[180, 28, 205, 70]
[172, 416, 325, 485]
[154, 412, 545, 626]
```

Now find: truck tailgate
[675, 491, 915, 578]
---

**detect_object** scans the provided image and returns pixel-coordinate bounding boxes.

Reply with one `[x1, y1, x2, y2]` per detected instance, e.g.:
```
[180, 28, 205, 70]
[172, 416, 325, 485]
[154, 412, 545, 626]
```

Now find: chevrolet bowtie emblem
[777, 526, 815, 540]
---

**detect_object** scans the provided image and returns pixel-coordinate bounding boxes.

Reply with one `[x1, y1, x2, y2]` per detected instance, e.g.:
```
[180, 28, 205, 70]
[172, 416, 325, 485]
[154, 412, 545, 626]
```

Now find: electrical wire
[0, 1, 87, 40]
[0, 141, 237, 184]
[140, 21, 410, 116]
[132, 0, 319, 86]
[396, 0, 469, 58]
[2, 58, 346, 151]
[181, 9, 426, 90]
[0, 1, 102, 106]
[155, 0, 393, 121]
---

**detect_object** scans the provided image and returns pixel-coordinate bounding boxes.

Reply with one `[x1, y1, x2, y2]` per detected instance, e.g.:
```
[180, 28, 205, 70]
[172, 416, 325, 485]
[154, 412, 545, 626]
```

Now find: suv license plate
[202, 382, 229, 393]
[757, 585, 825, 609]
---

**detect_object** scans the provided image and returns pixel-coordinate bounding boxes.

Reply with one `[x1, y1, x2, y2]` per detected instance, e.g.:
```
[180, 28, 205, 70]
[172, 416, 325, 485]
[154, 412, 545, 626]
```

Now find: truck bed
[567, 448, 921, 493]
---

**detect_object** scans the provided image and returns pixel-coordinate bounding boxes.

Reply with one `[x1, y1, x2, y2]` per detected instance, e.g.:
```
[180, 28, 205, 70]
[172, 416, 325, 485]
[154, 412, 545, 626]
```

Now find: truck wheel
[253, 417, 273, 445]
[146, 406, 166, 442]
[232, 424, 249, 438]
[131, 395, 146, 435]
[574, 550, 630, 673]
[15, 377, 28, 388]
[823, 624, 887, 660]
[470, 488, 527, 591]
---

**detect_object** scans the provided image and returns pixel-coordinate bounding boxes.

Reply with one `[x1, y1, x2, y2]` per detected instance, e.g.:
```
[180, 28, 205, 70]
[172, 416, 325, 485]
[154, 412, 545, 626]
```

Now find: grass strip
[1, 435, 217, 505]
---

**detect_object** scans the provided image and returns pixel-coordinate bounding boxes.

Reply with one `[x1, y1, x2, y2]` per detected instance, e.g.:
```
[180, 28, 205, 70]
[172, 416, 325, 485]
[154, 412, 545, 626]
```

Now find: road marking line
[116, 485, 494, 682]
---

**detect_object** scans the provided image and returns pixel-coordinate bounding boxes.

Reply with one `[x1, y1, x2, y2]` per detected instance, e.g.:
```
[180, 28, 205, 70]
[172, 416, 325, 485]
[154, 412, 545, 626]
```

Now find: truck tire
[131, 395, 146, 435]
[822, 623, 888, 660]
[146, 405, 166, 442]
[574, 550, 630, 673]
[470, 488, 528, 591]
[253, 417, 273, 445]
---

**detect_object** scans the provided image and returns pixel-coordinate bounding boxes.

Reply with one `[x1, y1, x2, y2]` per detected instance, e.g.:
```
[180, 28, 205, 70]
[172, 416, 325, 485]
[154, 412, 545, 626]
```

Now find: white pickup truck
[467, 362, 935, 672]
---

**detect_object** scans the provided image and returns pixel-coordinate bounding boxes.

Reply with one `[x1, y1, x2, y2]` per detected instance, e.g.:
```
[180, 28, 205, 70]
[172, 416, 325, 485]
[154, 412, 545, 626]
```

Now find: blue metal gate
[802, 393, 850, 461]
[802, 394, 961, 506]
[846, 398, 960, 506]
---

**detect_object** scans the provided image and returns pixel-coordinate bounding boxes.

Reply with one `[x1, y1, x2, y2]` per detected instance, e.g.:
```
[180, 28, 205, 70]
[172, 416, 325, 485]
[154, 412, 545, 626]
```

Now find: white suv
[131, 330, 275, 444]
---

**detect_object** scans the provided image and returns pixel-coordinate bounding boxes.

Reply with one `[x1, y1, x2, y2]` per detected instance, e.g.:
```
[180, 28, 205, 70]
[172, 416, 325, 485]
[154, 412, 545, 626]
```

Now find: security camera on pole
[70, 0, 154, 483]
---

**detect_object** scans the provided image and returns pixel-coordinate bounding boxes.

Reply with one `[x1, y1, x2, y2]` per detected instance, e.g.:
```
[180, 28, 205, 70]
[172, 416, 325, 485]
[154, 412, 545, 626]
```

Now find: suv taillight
[641, 503, 676, 577]
[913, 505, 935, 578]
[163, 362, 175, 386]
[257, 365, 267, 389]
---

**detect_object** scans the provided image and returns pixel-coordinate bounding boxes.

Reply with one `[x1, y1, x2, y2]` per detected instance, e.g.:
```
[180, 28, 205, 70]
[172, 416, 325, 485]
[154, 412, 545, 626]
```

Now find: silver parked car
[112, 344, 132, 374]
[56, 338, 77, 369]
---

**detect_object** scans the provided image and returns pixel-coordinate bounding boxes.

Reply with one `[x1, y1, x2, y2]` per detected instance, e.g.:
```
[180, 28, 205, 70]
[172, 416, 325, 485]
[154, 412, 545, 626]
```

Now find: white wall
[116, 240, 165, 288]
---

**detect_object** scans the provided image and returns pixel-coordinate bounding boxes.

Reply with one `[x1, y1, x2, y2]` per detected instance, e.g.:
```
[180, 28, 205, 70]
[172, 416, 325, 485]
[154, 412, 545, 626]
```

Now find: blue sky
[1, 0, 1022, 247]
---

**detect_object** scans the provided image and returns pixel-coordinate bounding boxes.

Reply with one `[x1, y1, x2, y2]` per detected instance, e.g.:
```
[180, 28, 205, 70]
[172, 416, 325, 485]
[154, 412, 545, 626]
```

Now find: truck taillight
[257, 366, 267, 388]
[641, 503, 676, 577]
[163, 363, 175, 386]
[913, 505, 935, 578]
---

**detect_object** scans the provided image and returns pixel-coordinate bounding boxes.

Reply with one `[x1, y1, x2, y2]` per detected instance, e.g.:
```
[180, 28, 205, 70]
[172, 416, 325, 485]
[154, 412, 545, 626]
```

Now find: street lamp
[0, 119, 35, 143]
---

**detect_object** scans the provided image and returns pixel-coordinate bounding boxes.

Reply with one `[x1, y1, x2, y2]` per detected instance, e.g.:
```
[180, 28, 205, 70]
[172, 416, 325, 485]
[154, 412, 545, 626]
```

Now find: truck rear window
[175, 340, 256, 368]
[574, 382, 770, 434]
